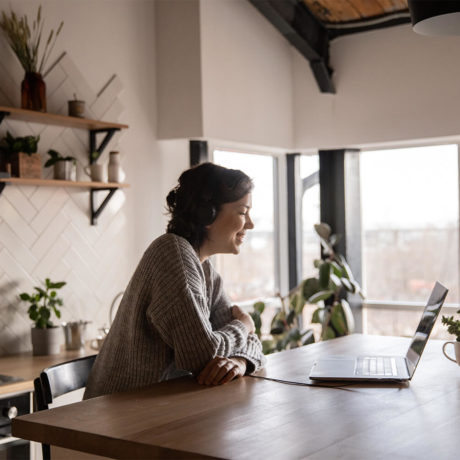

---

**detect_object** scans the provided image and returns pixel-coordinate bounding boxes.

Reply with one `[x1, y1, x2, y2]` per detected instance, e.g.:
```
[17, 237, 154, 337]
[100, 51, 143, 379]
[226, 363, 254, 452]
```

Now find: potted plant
[0, 131, 41, 178]
[307, 223, 364, 340]
[251, 223, 365, 354]
[0, 5, 63, 112]
[441, 309, 460, 365]
[45, 149, 76, 181]
[19, 278, 66, 355]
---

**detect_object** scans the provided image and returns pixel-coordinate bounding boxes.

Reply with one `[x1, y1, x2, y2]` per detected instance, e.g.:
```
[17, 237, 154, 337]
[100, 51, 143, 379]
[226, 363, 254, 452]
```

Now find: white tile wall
[0, 53, 130, 355]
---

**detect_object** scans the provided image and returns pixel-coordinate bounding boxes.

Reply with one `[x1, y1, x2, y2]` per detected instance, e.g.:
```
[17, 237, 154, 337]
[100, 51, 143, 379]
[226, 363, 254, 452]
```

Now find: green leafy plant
[442, 310, 460, 341]
[0, 131, 39, 156]
[19, 278, 66, 329]
[308, 223, 364, 340]
[0, 5, 63, 74]
[44, 149, 76, 168]
[250, 294, 315, 355]
[250, 223, 365, 354]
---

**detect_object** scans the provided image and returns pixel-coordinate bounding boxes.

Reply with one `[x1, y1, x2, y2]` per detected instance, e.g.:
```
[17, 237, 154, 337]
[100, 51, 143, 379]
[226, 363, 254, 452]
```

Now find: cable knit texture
[84, 233, 266, 399]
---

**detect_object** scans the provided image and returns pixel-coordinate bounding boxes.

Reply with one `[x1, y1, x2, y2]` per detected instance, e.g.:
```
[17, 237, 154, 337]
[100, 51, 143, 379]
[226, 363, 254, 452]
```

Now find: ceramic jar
[108, 151, 123, 183]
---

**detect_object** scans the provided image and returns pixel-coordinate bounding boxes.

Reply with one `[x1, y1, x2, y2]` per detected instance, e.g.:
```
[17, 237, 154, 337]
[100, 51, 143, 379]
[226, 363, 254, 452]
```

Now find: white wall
[155, 0, 204, 139]
[0, 0, 180, 354]
[293, 23, 460, 149]
[200, 0, 293, 149]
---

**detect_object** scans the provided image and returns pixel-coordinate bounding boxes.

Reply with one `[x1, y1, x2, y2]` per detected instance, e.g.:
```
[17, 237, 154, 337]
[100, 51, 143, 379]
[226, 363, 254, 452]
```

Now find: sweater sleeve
[145, 237, 250, 375]
[207, 263, 266, 373]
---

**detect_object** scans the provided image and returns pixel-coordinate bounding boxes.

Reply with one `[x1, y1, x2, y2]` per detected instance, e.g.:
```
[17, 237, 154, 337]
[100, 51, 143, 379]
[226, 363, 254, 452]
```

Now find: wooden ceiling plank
[376, 0, 409, 13]
[303, 0, 360, 23]
[347, 0, 384, 17]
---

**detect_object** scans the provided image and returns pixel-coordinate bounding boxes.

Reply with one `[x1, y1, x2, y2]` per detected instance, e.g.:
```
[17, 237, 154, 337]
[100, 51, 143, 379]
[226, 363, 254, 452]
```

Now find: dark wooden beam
[248, 0, 334, 94]
[189, 140, 208, 167]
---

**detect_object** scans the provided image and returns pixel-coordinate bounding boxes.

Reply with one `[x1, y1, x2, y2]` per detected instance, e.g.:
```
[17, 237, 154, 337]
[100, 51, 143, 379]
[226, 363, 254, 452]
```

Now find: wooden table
[11, 335, 460, 459]
[0, 347, 96, 396]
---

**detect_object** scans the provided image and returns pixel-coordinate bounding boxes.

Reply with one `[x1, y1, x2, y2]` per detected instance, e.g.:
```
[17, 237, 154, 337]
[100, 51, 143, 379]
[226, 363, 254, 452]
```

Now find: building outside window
[212, 150, 277, 303]
[360, 144, 458, 339]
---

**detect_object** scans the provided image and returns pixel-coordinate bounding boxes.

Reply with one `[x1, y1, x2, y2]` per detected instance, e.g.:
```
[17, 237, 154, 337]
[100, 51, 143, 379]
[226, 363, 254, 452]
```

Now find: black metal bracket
[90, 188, 118, 225]
[89, 128, 119, 163]
[0, 110, 10, 126]
[0, 182, 6, 194]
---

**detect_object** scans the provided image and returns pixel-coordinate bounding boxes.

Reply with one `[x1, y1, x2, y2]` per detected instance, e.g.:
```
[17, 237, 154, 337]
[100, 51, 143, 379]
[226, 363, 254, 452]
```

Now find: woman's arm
[144, 236, 252, 376]
[208, 268, 266, 373]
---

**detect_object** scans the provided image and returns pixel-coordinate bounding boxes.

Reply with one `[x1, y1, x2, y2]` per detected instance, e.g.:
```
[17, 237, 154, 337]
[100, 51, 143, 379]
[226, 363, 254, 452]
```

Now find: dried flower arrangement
[0, 5, 63, 74]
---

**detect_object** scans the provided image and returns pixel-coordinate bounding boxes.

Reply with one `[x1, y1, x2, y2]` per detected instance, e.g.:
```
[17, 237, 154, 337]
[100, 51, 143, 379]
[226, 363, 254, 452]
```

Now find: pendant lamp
[408, 0, 460, 35]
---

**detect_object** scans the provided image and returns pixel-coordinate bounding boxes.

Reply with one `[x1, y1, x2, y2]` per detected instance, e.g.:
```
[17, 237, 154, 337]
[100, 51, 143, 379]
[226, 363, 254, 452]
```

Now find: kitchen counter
[0, 347, 97, 396]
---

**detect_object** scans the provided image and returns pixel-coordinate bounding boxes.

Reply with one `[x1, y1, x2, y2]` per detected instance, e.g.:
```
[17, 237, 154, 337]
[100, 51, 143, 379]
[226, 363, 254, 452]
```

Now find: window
[300, 154, 320, 279]
[212, 150, 277, 302]
[360, 144, 458, 338]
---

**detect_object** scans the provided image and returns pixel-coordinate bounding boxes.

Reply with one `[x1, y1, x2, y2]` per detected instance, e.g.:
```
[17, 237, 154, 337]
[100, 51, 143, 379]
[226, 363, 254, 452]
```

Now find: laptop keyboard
[355, 356, 397, 376]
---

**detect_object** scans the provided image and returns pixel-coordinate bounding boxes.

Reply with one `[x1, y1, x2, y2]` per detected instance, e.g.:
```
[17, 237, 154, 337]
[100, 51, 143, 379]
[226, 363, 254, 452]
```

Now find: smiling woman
[213, 150, 276, 302]
[83, 162, 266, 398]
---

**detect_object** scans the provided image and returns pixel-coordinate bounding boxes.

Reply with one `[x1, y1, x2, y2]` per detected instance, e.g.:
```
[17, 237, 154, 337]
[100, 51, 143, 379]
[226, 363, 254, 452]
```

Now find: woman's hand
[197, 356, 247, 386]
[232, 305, 255, 334]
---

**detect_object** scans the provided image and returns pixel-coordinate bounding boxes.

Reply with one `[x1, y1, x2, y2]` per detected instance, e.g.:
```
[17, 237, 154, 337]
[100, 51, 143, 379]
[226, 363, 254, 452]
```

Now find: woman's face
[200, 193, 254, 261]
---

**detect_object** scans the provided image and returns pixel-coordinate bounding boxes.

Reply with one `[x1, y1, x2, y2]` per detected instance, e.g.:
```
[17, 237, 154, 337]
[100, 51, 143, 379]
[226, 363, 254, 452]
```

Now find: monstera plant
[251, 223, 365, 354]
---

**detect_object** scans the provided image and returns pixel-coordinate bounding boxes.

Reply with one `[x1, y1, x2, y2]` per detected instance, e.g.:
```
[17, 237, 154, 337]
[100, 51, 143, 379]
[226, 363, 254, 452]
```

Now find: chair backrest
[34, 354, 97, 411]
[33, 354, 97, 460]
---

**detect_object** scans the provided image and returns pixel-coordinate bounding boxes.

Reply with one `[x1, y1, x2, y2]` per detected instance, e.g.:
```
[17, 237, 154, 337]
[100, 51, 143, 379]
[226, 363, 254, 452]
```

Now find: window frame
[358, 141, 460, 313]
[208, 141, 287, 305]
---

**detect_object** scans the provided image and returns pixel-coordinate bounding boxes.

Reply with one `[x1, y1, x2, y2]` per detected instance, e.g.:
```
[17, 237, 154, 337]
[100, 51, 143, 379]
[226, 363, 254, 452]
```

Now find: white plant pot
[31, 326, 63, 356]
[54, 161, 76, 181]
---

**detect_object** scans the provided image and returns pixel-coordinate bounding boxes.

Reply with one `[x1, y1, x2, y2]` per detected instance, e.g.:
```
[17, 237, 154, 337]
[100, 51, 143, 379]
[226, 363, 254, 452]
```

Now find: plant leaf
[322, 326, 336, 340]
[330, 303, 347, 336]
[314, 223, 331, 240]
[302, 278, 320, 301]
[319, 262, 331, 289]
[308, 290, 334, 304]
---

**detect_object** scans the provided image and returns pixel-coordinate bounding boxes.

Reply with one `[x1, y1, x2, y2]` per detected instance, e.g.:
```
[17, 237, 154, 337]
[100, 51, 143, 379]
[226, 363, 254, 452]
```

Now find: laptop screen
[405, 281, 448, 376]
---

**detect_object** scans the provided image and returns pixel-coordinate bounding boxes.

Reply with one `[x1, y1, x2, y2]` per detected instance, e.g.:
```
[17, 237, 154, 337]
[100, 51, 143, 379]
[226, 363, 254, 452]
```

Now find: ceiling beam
[249, 0, 335, 94]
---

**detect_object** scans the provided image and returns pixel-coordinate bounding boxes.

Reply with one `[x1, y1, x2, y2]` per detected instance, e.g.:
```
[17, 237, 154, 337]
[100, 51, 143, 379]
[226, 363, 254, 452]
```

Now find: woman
[84, 162, 266, 399]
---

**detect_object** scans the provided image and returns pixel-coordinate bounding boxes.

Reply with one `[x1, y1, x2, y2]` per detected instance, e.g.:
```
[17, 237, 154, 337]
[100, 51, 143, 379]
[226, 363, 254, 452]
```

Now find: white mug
[90, 336, 105, 351]
[84, 163, 106, 182]
[442, 341, 460, 365]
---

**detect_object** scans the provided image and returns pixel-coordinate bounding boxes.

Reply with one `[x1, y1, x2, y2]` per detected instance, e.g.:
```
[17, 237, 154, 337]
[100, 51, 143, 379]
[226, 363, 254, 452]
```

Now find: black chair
[34, 354, 97, 460]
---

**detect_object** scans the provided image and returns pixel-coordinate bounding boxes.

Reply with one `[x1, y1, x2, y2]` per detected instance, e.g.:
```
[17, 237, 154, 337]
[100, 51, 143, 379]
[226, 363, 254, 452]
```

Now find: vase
[108, 151, 124, 183]
[21, 72, 46, 112]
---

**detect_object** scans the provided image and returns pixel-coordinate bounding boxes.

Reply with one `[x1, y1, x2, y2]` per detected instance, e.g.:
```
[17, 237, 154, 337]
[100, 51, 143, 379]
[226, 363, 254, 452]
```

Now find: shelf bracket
[89, 128, 119, 163]
[0, 110, 10, 126]
[90, 187, 118, 225]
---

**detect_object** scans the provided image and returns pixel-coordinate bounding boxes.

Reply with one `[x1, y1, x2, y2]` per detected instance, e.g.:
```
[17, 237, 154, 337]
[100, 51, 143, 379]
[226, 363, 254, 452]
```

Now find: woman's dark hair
[166, 162, 253, 249]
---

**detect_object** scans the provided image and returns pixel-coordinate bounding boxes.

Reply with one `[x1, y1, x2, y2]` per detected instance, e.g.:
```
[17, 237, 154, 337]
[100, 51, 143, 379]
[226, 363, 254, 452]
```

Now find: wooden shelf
[0, 177, 129, 189]
[0, 106, 128, 131]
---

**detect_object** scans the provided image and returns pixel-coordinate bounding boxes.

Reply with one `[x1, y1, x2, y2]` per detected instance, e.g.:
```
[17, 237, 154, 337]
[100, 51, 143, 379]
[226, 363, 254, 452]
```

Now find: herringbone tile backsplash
[0, 46, 131, 355]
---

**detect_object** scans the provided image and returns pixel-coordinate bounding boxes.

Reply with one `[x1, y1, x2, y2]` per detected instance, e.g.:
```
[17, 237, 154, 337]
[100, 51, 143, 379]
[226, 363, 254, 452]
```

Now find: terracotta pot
[21, 72, 46, 112]
[31, 326, 63, 356]
[10, 152, 42, 178]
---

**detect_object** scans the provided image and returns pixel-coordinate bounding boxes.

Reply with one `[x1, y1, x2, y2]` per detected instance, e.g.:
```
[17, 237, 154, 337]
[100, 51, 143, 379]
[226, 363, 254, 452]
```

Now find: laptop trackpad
[310, 356, 355, 379]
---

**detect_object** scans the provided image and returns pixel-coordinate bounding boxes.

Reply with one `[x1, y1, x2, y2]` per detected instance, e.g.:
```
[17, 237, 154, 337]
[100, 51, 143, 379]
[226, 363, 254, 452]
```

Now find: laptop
[309, 281, 448, 382]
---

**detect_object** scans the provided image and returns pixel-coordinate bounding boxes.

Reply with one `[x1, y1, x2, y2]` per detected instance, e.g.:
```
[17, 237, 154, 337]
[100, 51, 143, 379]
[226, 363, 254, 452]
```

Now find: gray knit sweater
[84, 233, 266, 399]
